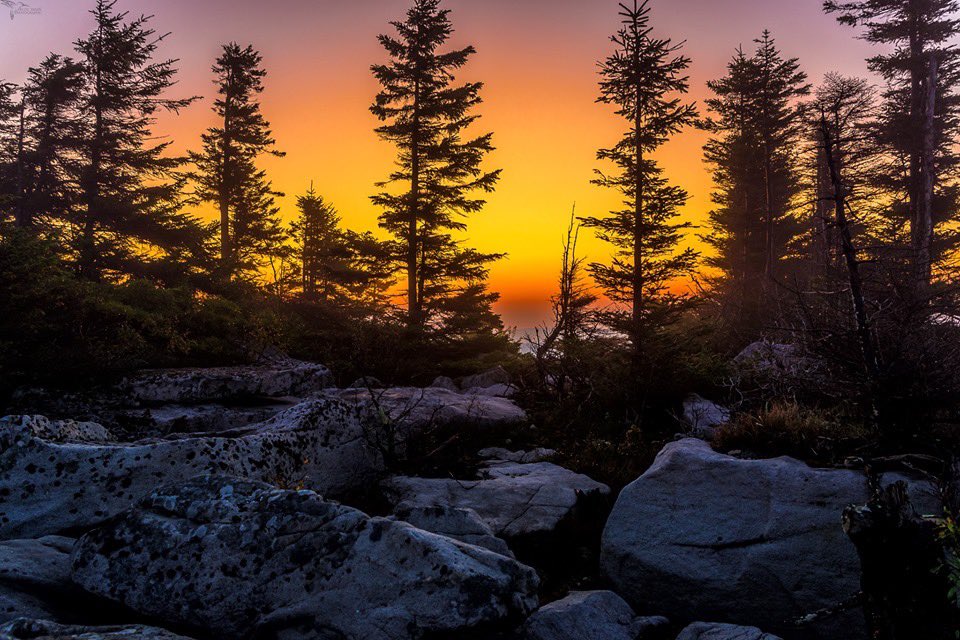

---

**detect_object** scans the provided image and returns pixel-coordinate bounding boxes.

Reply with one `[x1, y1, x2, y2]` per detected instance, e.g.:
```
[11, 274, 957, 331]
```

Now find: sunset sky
[0, 0, 882, 330]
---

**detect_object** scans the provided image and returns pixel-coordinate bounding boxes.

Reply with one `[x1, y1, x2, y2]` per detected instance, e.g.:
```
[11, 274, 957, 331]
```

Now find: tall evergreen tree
[0, 82, 20, 224]
[371, 0, 502, 331]
[700, 36, 808, 333]
[18, 55, 85, 230]
[580, 0, 698, 368]
[825, 0, 960, 297]
[73, 0, 201, 281]
[228, 155, 285, 282]
[805, 74, 877, 273]
[190, 43, 284, 275]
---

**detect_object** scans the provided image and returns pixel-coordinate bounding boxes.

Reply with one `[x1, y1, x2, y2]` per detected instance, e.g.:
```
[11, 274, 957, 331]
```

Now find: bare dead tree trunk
[821, 117, 881, 384]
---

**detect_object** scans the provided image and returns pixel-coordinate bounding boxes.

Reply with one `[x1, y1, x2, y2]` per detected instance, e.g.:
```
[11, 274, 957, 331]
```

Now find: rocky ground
[0, 349, 939, 639]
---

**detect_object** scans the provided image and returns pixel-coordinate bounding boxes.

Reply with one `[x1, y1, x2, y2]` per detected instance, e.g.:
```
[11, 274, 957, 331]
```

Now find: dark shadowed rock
[523, 591, 669, 640]
[384, 460, 609, 539]
[601, 439, 868, 639]
[392, 502, 514, 557]
[0, 399, 381, 539]
[676, 622, 783, 640]
[478, 448, 556, 464]
[0, 537, 79, 623]
[0, 619, 195, 640]
[71, 476, 539, 640]
[118, 353, 333, 405]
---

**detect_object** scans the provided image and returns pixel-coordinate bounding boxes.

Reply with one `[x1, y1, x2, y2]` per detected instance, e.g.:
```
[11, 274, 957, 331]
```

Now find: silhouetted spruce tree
[579, 0, 698, 374]
[72, 0, 202, 282]
[825, 0, 960, 299]
[228, 155, 285, 282]
[18, 55, 85, 230]
[190, 43, 284, 276]
[804, 74, 877, 274]
[291, 185, 393, 305]
[371, 0, 502, 331]
[700, 36, 808, 334]
[0, 82, 19, 224]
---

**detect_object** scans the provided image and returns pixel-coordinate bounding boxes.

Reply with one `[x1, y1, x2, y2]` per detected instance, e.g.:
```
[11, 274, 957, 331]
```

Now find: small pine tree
[72, 0, 202, 281]
[290, 185, 393, 305]
[579, 0, 699, 375]
[371, 0, 502, 331]
[190, 43, 284, 276]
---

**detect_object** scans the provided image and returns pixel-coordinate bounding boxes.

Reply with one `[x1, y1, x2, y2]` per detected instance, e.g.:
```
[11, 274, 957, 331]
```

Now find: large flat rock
[601, 439, 868, 639]
[71, 476, 539, 640]
[0, 400, 381, 539]
[0, 619, 195, 639]
[384, 459, 609, 539]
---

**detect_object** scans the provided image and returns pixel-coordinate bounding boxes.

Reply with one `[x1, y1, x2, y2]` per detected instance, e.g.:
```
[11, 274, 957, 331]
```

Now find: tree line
[3, 0, 960, 439]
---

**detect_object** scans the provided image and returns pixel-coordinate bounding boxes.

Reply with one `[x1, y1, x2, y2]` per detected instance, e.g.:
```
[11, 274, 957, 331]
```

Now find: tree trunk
[916, 54, 937, 299]
[821, 119, 880, 384]
[407, 78, 422, 330]
[219, 66, 235, 269]
[14, 99, 27, 228]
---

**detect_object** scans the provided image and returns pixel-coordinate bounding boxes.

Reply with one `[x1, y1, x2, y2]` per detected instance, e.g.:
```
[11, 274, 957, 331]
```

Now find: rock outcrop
[71, 476, 539, 640]
[384, 459, 609, 539]
[392, 502, 514, 557]
[601, 439, 868, 639]
[118, 352, 333, 405]
[523, 591, 669, 640]
[0, 400, 381, 539]
[0, 619, 195, 640]
[0, 537, 81, 623]
[676, 622, 783, 640]
[321, 387, 528, 434]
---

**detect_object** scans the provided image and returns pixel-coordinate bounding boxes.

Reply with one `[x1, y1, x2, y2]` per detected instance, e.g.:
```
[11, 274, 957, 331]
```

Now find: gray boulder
[117, 399, 299, 436]
[71, 476, 539, 640]
[384, 460, 609, 539]
[321, 387, 528, 433]
[392, 502, 514, 557]
[118, 352, 332, 405]
[478, 448, 557, 464]
[460, 366, 512, 390]
[466, 383, 519, 398]
[0, 400, 382, 539]
[0, 537, 80, 623]
[676, 622, 783, 640]
[601, 439, 867, 639]
[0, 619, 194, 640]
[524, 591, 669, 640]
[430, 376, 459, 391]
[681, 394, 729, 440]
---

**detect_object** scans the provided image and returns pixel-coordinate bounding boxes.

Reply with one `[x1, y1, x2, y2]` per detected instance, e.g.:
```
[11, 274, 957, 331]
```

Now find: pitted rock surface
[392, 502, 514, 557]
[383, 460, 609, 539]
[0, 618, 195, 639]
[118, 353, 333, 405]
[601, 439, 868, 639]
[70, 476, 539, 640]
[0, 399, 381, 539]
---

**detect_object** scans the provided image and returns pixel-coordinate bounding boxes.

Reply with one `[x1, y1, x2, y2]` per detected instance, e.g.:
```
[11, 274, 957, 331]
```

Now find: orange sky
[1, 0, 883, 330]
